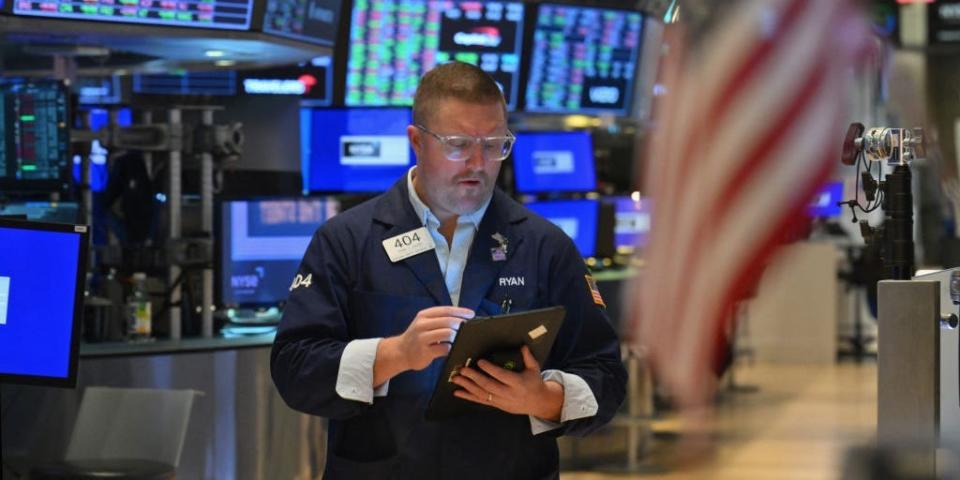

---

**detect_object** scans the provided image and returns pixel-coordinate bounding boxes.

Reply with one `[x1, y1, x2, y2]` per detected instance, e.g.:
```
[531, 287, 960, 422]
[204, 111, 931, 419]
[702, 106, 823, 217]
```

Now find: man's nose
[464, 142, 486, 171]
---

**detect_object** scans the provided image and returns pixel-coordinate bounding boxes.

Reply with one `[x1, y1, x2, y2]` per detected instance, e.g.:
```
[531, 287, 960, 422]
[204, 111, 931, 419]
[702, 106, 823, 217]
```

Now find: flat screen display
[808, 180, 844, 218]
[525, 4, 643, 115]
[263, 0, 342, 45]
[525, 199, 598, 257]
[611, 196, 650, 250]
[0, 220, 87, 387]
[512, 131, 596, 193]
[301, 108, 413, 193]
[219, 197, 338, 307]
[71, 107, 133, 193]
[346, 0, 524, 109]
[75, 76, 122, 105]
[241, 56, 332, 106]
[133, 71, 237, 96]
[13, 0, 253, 30]
[0, 82, 70, 193]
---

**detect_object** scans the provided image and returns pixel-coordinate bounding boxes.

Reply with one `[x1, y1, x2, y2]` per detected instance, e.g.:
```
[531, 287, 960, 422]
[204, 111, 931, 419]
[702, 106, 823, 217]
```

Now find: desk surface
[80, 333, 276, 358]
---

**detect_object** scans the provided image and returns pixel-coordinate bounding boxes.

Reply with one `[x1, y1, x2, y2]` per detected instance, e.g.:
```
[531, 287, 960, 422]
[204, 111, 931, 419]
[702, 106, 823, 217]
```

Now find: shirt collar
[406, 166, 490, 229]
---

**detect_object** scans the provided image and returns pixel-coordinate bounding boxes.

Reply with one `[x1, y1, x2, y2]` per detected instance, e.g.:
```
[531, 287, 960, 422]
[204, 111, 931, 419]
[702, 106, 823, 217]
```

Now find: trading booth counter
[79, 333, 276, 358]
[2, 335, 325, 480]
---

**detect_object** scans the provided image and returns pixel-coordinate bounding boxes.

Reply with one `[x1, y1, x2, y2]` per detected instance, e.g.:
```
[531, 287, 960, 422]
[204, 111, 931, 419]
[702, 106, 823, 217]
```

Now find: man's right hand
[373, 306, 475, 387]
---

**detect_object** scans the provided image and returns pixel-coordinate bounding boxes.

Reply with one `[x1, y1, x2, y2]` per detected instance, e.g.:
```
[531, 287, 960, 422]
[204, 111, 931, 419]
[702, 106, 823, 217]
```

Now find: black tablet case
[424, 306, 566, 420]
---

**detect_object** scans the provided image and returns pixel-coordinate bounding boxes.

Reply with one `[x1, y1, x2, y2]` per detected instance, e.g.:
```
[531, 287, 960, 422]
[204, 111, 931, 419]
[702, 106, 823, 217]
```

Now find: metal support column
[200, 109, 215, 338]
[168, 108, 182, 340]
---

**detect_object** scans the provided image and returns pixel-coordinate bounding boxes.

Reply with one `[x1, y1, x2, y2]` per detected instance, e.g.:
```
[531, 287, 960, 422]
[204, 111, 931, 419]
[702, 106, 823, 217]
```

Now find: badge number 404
[395, 231, 421, 248]
[289, 273, 313, 291]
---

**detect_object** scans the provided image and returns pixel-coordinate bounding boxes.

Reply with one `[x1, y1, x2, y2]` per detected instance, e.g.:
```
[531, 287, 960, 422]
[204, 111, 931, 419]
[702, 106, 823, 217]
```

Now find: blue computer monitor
[301, 108, 413, 193]
[0, 219, 88, 387]
[525, 199, 599, 257]
[513, 131, 596, 193]
[808, 181, 844, 218]
[75, 76, 122, 105]
[218, 197, 339, 308]
[72, 107, 134, 193]
[611, 196, 651, 251]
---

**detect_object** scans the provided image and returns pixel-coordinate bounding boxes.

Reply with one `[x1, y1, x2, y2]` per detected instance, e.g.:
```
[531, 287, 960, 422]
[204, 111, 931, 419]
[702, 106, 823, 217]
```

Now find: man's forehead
[429, 99, 507, 133]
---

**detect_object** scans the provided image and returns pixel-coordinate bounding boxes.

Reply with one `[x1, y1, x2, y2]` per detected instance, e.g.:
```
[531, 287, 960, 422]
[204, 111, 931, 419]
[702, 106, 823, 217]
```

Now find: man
[271, 62, 626, 479]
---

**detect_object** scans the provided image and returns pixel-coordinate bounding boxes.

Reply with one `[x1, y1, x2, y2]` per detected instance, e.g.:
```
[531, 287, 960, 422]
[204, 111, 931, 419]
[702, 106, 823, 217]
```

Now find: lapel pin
[491, 232, 508, 262]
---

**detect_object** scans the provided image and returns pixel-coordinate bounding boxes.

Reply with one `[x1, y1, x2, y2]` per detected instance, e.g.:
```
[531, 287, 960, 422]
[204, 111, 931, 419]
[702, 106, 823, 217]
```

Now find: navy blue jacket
[271, 178, 627, 479]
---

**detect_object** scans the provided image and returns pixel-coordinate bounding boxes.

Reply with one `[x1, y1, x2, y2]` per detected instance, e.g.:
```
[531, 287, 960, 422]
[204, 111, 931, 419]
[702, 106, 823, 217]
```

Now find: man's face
[408, 98, 506, 220]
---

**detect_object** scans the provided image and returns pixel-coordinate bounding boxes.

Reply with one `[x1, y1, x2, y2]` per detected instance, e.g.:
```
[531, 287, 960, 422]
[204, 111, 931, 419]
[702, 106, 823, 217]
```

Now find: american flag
[631, 0, 873, 406]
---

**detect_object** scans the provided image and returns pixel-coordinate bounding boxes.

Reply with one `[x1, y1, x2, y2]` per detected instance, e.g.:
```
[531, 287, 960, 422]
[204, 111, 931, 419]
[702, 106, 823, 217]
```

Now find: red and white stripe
[631, 0, 873, 406]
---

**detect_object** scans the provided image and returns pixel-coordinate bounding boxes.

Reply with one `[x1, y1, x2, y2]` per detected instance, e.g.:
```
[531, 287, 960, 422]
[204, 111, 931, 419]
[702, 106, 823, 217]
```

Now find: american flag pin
[491, 232, 508, 254]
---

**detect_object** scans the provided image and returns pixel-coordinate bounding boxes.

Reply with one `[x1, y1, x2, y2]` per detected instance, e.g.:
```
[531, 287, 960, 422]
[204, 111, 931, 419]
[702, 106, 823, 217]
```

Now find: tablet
[425, 306, 566, 421]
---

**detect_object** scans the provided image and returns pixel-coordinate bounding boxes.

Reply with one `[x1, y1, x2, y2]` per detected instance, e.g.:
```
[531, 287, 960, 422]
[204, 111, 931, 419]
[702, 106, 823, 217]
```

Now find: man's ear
[407, 125, 422, 156]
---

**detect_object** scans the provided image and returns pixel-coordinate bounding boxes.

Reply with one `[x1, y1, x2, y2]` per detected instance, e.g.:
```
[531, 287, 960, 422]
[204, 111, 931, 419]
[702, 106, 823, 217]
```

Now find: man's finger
[458, 366, 510, 397]
[417, 306, 475, 320]
[426, 343, 452, 358]
[414, 316, 467, 332]
[476, 359, 521, 387]
[422, 328, 458, 345]
[453, 389, 490, 407]
[452, 374, 487, 399]
[521, 345, 540, 372]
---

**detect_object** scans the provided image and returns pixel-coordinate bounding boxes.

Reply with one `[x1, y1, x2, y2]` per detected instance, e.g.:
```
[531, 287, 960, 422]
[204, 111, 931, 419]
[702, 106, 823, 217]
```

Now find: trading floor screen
[346, 0, 524, 109]
[14, 0, 253, 29]
[0, 83, 69, 191]
[525, 4, 643, 115]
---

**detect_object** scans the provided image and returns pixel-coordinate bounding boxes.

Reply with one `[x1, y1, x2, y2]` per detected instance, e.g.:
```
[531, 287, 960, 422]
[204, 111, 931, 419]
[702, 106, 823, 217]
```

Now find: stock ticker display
[525, 4, 643, 115]
[13, 0, 253, 30]
[0, 83, 69, 190]
[346, 0, 524, 108]
[263, 0, 342, 45]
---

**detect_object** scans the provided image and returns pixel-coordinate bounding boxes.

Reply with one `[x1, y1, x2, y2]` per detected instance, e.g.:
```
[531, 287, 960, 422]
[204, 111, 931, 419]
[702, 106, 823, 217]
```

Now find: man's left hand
[452, 345, 564, 422]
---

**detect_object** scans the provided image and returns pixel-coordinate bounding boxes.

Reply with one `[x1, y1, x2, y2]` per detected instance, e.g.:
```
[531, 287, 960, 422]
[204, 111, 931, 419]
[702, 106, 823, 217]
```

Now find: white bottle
[127, 272, 152, 340]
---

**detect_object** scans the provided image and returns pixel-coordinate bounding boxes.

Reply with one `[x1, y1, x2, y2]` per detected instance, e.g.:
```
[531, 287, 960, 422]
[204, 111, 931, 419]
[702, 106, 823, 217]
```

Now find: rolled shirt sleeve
[335, 338, 390, 404]
[529, 369, 600, 435]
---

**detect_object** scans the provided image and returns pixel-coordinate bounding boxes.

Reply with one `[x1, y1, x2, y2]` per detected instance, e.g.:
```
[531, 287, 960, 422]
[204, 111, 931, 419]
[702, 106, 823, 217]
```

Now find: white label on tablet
[528, 324, 547, 340]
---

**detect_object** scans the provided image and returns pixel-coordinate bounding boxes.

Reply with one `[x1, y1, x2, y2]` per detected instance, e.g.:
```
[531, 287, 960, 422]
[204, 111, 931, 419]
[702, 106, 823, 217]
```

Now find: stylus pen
[500, 297, 512, 314]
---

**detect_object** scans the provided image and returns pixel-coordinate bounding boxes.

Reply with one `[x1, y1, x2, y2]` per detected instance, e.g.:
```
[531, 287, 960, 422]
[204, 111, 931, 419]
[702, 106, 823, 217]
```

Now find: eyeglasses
[414, 124, 515, 162]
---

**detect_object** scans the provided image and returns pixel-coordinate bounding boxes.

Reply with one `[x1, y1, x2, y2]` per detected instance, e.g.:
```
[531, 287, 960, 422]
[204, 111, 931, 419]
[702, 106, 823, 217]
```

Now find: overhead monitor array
[13, 0, 254, 29]
[345, 0, 525, 109]
[525, 4, 643, 115]
[263, 0, 342, 45]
